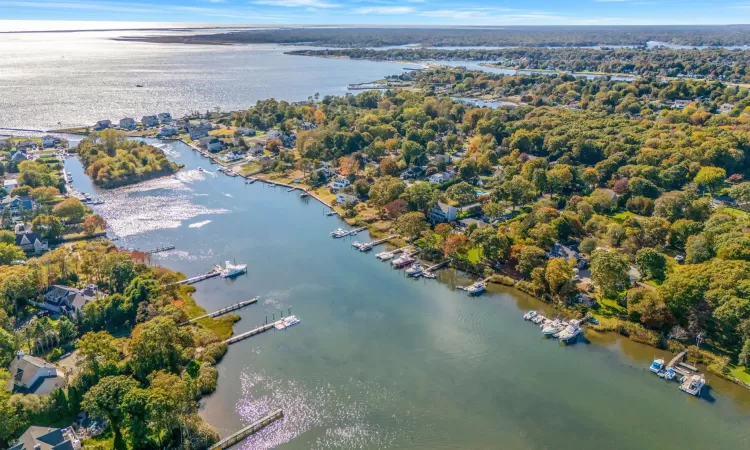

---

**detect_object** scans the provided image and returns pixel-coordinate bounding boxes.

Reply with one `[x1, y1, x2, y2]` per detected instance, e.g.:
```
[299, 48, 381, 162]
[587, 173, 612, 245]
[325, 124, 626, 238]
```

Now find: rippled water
[0, 30, 407, 130]
[63, 139, 750, 450]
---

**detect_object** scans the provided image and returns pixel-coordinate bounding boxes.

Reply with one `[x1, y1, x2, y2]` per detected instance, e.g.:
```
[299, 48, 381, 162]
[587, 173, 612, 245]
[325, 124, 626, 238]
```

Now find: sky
[0, 0, 749, 28]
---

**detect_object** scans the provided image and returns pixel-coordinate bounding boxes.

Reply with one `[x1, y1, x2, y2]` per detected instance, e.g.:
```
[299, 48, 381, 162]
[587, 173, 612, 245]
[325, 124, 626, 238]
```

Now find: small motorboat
[300, 192, 309, 198]
[421, 271, 436, 279]
[649, 358, 665, 374]
[376, 251, 394, 260]
[464, 281, 486, 295]
[523, 310, 537, 321]
[198, 167, 204, 172]
[405, 263, 423, 277]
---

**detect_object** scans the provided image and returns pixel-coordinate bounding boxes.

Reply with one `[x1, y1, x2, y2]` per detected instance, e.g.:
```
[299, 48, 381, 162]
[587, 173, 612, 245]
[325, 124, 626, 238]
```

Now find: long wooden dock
[666, 350, 687, 369]
[355, 235, 396, 251]
[224, 321, 279, 344]
[209, 409, 284, 449]
[175, 270, 220, 285]
[146, 245, 175, 254]
[426, 259, 452, 271]
[179, 297, 259, 326]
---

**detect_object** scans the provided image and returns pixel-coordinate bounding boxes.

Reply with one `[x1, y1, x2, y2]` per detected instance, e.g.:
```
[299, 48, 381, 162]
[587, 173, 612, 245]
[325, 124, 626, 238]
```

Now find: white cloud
[253, 0, 340, 8]
[354, 6, 415, 14]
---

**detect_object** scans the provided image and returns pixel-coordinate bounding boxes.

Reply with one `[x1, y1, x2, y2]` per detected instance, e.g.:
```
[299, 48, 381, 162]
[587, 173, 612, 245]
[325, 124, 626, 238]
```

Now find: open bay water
[63, 139, 750, 449]
[0, 29, 407, 130]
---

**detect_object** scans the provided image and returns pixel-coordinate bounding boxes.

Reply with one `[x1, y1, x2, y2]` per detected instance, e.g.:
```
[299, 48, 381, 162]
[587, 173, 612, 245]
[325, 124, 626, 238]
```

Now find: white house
[188, 122, 213, 140]
[3, 177, 18, 191]
[199, 137, 224, 152]
[219, 151, 243, 163]
[428, 172, 454, 183]
[336, 193, 359, 204]
[6, 351, 66, 396]
[157, 126, 178, 137]
[41, 135, 58, 148]
[119, 117, 136, 130]
[157, 112, 172, 123]
[429, 202, 458, 223]
[141, 115, 159, 127]
[328, 175, 351, 191]
[719, 103, 735, 114]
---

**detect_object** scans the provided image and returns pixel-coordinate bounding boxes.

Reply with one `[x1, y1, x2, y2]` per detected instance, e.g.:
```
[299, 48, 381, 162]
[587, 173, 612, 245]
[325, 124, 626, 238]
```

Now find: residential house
[400, 166, 425, 180]
[328, 175, 351, 192]
[247, 142, 265, 156]
[3, 177, 18, 192]
[6, 351, 66, 396]
[1, 195, 34, 213]
[672, 100, 691, 110]
[119, 118, 136, 130]
[157, 112, 172, 123]
[429, 202, 458, 223]
[719, 103, 735, 114]
[266, 130, 295, 147]
[458, 218, 489, 229]
[188, 121, 213, 140]
[41, 135, 59, 148]
[94, 119, 111, 130]
[141, 115, 159, 127]
[237, 127, 256, 136]
[299, 121, 317, 130]
[576, 293, 597, 308]
[9, 425, 81, 450]
[15, 232, 48, 254]
[219, 151, 243, 163]
[199, 136, 224, 153]
[11, 150, 27, 163]
[428, 171, 454, 184]
[336, 193, 359, 204]
[157, 126, 179, 137]
[17, 139, 36, 151]
[31, 284, 96, 313]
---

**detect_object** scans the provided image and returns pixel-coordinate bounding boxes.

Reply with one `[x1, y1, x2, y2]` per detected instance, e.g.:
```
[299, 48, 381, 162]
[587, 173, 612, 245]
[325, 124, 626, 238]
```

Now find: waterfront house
[719, 103, 735, 114]
[17, 139, 36, 151]
[188, 122, 213, 140]
[672, 100, 691, 110]
[141, 115, 159, 127]
[41, 135, 59, 148]
[247, 142, 264, 156]
[31, 284, 97, 314]
[199, 136, 224, 153]
[157, 112, 172, 123]
[6, 351, 66, 396]
[336, 193, 359, 204]
[3, 177, 18, 192]
[9, 425, 81, 450]
[119, 117, 136, 130]
[1, 195, 35, 213]
[237, 127, 256, 136]
[219, 151, 243, 163]
[328, 175, 351, 192]
[429, 202, 458, 223]
[15, 232, 48, 254]
[157, 126, 178, 137]
[94, 119, 111, 131]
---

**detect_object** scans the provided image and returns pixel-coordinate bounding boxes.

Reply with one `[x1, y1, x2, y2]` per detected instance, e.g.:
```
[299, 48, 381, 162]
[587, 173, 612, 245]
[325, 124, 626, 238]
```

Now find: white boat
[531, 315, 546, 324]
[392, 254, 415, 267]
[541, 319, 566, 337]
[405, 263, 423, 277]
[216, 261, 247, 278]
[359, 243, 373, 252]
[557, 320, 582, 344]
[275, 315, 301, 330]
[330, 228, 348, 238]
[300, 192, 309, 198]
[246, 178, 256, 184]
[649, 358, 665, 374]
[198, 167, 204, 172]
[422, 271, 436, 279]
[465, 281, 486, 295]
[376, 251, 394, 260]
[523, 310, 537, 321]
[351, 241, 361, 248]
[679, 374, 706, 396]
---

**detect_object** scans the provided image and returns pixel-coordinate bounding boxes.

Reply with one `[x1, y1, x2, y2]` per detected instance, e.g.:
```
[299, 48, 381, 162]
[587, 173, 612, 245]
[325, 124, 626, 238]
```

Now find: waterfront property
[9, 426, 81, 450]
[6, 351, 66, 396]
[429, 201, 458, 223]
[119, 117, 136, 130]
[93, 119, 111, 131]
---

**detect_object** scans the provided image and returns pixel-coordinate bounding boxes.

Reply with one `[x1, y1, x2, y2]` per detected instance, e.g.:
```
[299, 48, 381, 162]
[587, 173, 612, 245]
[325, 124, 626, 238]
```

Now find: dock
[208, 409, 284, 450]
[146, 245, 175, 254]
[666, 350, 696, 376]
[175, 270, 220, 285]
[179, 297, 258, 326]
[224, 321, 278, 344]
[426, 259, 452, 272]
[353, 235, 396, 251]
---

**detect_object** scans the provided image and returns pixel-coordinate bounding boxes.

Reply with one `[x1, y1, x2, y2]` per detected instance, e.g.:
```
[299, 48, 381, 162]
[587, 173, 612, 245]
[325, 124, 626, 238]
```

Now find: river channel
[62, 138, 750, 450]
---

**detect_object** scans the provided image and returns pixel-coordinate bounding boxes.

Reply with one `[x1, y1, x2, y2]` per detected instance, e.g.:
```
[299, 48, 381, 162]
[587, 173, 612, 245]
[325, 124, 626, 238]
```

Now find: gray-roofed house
[15, 232, 48, 254]
[11, 150, 28, 162]
[119, 117, 136, 130]
[94, 119, 111, 131]
[141, 115, 159, 127]
[6, 351, 67, 396]
[9, 425, 81, 450]
[157, 112, 172, 123]
[429, 202, 458, 223]
[2, 195, 35, 213]
[31, 285, 94, 313]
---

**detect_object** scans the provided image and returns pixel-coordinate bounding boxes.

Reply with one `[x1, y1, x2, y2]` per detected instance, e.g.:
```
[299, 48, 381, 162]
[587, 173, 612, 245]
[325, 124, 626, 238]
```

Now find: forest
[123, 25, 750, 48]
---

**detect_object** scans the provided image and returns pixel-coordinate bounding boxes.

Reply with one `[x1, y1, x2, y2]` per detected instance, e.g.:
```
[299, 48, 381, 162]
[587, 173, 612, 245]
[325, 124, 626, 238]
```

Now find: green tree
[0, 243, 25, 265]
[515, 245, 546, 276]
[0, 230, 14, 245]
[445, 181, 477, 206]
[400, 183, 436, 214]
[76, 331, 120, 379]
[53, 198, 86, 221]
[394, 212, 427, 239]
[469, 227, 509, 262]
[729, 182, 750, 203]
[686, 234, 713, 264]
[545, 257, 576, 303]
[128, 316, 193, 381]
[502, 175, 536, 209]
[590, 249, 630, 297]
[693, 166, 726, 193]
[82, 375, 140, 442]
[31, 214, 63, 239]
[368, 176, 406, 207]
[635, 248, 667, 282]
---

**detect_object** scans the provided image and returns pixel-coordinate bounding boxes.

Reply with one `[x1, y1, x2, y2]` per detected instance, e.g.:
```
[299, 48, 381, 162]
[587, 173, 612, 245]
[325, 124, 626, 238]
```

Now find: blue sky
[0, 0, 748, 26]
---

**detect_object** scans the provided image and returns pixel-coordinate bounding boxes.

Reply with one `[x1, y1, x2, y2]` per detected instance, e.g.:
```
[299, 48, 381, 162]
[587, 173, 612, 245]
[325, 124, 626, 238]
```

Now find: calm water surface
[63, 139, 750, 450]
[0, 30, 406, 130]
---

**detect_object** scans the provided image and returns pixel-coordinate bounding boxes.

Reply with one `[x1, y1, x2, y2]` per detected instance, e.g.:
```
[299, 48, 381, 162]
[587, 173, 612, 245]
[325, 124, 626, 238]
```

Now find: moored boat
[465, 281, 486, 295]
[376, 251, 394, 260]
[679, 374, 706, 396]
[421, 270, 436, 279]
[392, 254, 415, 267]
[405, 263, 423, 277]
[649, 358, 665, 374]
[557, 320, 582, 344]
[523, 310, 537, 321]
[215, 261, 247, 278]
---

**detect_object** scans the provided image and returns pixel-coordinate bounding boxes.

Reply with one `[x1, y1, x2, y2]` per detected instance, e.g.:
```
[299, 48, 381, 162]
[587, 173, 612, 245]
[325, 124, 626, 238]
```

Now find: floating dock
[179, 297, 259, 326]
[208, 409, 284, 449]
[146, 245, 175, 254]
[426, 259, 452, 272]
[353, 235, 396, 252]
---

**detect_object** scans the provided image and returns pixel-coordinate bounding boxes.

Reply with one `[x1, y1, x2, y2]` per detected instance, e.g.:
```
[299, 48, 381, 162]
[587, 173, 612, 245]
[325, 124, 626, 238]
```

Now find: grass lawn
[175, 287, 237, 340]
[467, 247, 482, 263]
[599, 295, 627, 317]
[238, 161, 262, 176]
[83, 431, 116, 450]
[611, 210, 637, 223]
[728, 365, 750, 385]
[718, 206, 750, 220]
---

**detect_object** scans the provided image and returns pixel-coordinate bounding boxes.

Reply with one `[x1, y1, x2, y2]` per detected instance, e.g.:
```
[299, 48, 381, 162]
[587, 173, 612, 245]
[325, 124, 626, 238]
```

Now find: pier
[208, 409, 284, 449]
[353, 235, 396, 251]
[179, 297, 258, 326]
[175, 270, 220, 285]
[426, 259, 452, 272]
[224, 321, 278, 344]
[146, 245, 175, 254]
